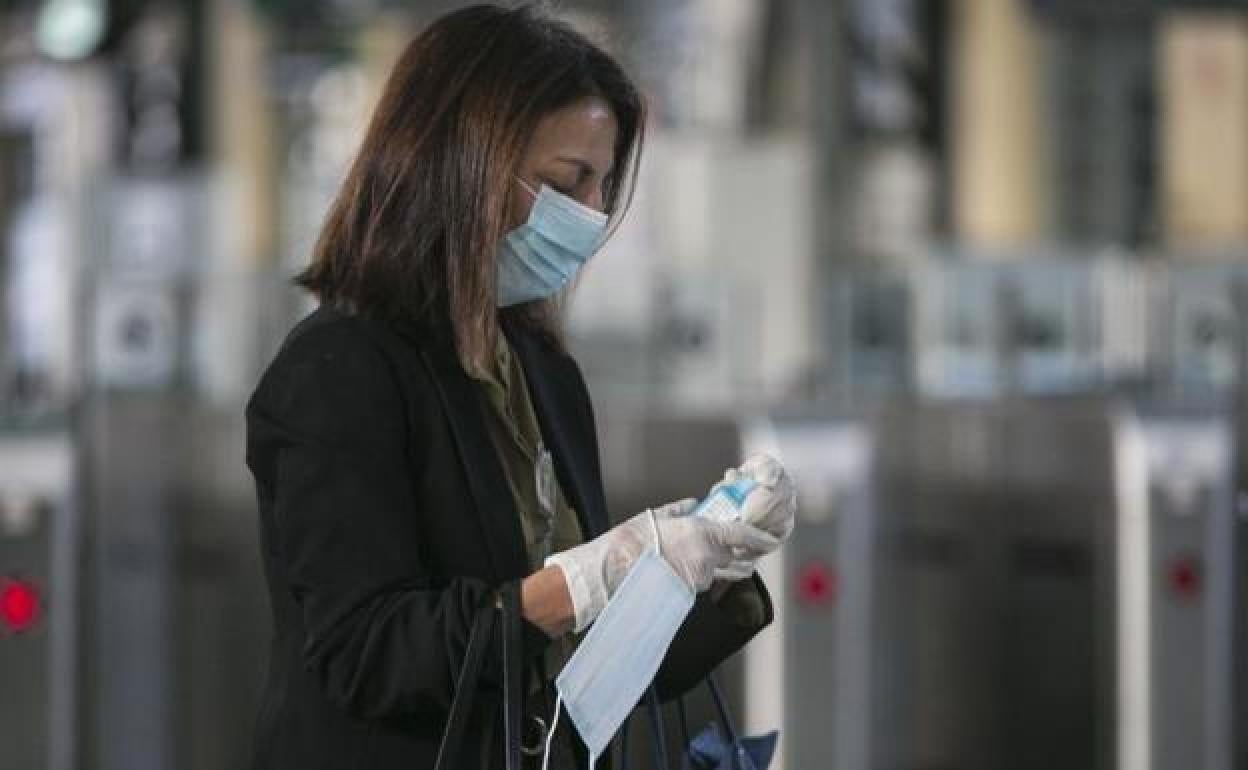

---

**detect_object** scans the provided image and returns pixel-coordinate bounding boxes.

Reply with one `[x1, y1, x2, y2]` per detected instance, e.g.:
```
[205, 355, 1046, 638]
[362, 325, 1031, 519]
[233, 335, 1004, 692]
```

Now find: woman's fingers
[713, 560, 756, 582]
[709, 520, 781, 557]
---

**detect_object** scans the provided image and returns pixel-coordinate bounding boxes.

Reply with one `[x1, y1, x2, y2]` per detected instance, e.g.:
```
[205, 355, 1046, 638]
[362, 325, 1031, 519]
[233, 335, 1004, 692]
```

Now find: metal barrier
[733, 398, 1237, 770]
[0, 433, 77, 770]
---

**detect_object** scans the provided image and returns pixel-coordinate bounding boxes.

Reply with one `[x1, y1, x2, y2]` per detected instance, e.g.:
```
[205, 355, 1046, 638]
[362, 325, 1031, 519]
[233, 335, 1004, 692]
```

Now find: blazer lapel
[396, 321, 530, 579]
[502, 321, 609, 540]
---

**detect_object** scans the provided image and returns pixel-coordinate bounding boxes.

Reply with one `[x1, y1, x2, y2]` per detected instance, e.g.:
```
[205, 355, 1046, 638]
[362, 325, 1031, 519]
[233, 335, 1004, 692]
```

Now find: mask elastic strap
[540, 691, 563, 770]
[647, 509, 664, 561]
[514, 175, 539, 199]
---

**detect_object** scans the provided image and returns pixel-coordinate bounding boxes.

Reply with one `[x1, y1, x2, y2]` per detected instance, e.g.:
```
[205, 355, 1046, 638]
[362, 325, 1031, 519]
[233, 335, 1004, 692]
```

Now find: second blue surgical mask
[497, 179, 607, 307]
[542, 514, 695, 769]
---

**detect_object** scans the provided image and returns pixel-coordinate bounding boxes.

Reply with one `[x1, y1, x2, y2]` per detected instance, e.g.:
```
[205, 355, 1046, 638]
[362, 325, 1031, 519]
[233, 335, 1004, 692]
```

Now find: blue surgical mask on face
[541, 513, 696, 769]
[496, 178, 608, 308]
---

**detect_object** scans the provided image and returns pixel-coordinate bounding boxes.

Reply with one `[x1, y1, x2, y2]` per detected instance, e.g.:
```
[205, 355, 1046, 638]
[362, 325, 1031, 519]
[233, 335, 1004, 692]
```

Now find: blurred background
[1, 0, 1247, 768]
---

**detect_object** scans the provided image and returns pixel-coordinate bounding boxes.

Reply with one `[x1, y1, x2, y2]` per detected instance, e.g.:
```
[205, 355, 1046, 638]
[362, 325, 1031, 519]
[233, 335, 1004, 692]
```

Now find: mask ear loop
[514, 175, 540, 199]
[647, 508, 664, 560]
[540, 691, 564, 770]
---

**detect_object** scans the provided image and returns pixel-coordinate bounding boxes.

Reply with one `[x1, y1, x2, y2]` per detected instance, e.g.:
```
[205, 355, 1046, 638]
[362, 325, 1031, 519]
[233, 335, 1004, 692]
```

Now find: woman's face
[510, 95, 618, 227]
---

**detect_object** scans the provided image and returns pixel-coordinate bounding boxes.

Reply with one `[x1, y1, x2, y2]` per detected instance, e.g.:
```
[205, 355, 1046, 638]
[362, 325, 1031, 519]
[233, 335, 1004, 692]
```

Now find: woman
[244, 5, 793, 769]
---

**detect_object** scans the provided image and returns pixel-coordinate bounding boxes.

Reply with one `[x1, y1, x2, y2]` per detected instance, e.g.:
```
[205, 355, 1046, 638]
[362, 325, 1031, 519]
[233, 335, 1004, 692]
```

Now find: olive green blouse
[468, 331, 585, 687]
[470, 332, 585, 571]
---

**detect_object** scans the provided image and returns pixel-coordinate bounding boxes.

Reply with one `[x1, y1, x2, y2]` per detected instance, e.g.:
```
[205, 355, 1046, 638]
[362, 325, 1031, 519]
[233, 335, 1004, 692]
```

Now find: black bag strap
[434, 585, 526, 770]
[621, 671, 749, 770]
[677, 694, 692, 749]
[434, 604, 495, 770]
[619, 685, 670, 770]
[644, 687, 671, 769]
[704, 672, 741, 746]
[671, 671, 749, 770]
[500, 583, 524, 770]
[619, 674, 747, 770]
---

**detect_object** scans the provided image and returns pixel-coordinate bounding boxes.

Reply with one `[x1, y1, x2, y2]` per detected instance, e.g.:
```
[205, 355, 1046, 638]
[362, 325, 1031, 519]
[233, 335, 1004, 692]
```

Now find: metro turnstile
[749, 400, 1236, 770]
[0, 433, 77, 770]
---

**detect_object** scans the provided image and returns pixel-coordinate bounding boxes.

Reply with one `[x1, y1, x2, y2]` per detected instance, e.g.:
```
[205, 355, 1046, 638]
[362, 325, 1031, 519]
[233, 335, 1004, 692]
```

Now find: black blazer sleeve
[652, 575, 774, 701]
[245, 320, 550, 724]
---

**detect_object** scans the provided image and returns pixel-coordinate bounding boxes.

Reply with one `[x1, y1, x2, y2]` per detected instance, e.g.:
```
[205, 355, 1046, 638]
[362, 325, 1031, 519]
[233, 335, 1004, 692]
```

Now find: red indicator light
[1167, 556, 1201, 601]
[796, 560, 836, 608]
[0, 577, 41, 633]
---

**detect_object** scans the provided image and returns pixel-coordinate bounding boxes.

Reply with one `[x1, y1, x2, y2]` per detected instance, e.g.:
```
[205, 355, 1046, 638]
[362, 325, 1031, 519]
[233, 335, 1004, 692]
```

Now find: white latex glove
[545, 498, 780, 632]
[728, 452, 797, 542]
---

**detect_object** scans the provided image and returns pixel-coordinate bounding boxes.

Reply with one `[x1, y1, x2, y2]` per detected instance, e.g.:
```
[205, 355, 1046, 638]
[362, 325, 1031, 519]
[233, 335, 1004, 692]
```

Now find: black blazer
[244, 304, 773, 770]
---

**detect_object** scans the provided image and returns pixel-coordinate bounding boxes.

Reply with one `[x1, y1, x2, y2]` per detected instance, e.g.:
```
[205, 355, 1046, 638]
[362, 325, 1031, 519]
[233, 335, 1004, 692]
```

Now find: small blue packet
[692, 477, 759, 522]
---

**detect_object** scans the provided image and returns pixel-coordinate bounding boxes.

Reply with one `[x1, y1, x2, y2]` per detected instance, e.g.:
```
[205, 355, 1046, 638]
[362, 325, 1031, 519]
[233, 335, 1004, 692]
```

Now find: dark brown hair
[296, 3, 645, 371]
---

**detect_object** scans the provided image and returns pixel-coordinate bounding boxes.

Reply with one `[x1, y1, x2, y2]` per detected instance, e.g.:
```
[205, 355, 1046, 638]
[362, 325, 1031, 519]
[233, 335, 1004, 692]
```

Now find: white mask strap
[647, 508, 664, 561]
[514, 175, 540, 199]
[541, 692, 564, 770]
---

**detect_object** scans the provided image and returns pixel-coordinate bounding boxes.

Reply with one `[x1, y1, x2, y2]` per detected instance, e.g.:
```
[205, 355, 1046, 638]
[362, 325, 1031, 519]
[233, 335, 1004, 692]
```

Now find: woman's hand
[703, 453, 797, 578]
[543, 499, 778, 633]
[521, 565, 576, 638]
[722, 453, 797, 543]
